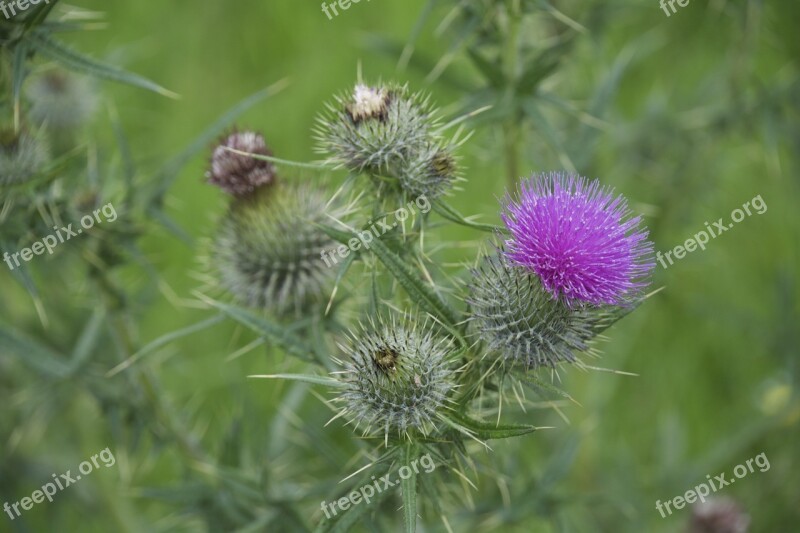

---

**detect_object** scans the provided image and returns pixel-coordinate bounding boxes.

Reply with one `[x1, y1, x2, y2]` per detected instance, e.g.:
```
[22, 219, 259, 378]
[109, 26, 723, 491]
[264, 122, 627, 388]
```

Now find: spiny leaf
[68, 309, 105, 373]
[105, 313, 226, 377]
[444, 410, 544, 440]
[319, 225, 466, 346]
[314, 468, 394, 533]
[431, 199, 505, 233]
[0, 321, 70, 378]
[200, 296, 315, 362]
[26, 30, 177, 98]
[247, 373, 345, 388]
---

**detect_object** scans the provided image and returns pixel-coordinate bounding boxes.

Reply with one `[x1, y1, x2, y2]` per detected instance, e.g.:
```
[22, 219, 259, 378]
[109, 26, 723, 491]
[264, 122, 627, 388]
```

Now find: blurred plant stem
[503, 0, 522, 189]
[94, 269, 210, 466]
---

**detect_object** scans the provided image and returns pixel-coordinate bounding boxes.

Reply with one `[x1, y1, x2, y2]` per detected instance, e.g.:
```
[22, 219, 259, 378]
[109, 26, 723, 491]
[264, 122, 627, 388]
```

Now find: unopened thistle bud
[391, 143, 458, 199]
[468, 252, 615, 370]
[207, 131, 277, 197]
[0, 129, 48, 187]
[315, 83, 457, 199]
[212, 182, 339, 315]
[334, 316, 459, 438]
[25, 70, 97, 130]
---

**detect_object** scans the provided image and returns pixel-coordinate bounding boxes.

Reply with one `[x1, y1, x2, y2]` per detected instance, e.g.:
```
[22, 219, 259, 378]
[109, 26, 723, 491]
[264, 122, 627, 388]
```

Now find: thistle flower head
[0, 129, 48, 187]
[212, 182, 338, 315]
[502, 172, 654, 306]
[334, 316, 458, 438]
[206, 131, 277, 197]
[25, 70, 97, 130]
[468, 251, 618, 370]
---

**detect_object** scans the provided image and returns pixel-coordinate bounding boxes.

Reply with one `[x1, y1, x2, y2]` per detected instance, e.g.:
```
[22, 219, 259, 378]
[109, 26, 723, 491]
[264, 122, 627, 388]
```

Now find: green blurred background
[2, 0, 798, 531]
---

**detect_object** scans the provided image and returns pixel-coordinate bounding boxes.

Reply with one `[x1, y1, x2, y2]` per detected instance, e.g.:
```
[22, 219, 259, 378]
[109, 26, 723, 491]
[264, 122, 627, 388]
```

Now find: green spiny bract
[315, 83, 457, 199]
[334, 316, 459, 439]
[390, 142, 458, 200]
[467, 251, 618, 370]
[212, 182, 339, 315]
[0, 129, 48, 187]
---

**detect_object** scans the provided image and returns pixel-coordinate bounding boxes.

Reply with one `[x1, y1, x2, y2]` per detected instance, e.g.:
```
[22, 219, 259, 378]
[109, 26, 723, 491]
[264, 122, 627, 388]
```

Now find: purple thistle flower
[502, 172, 654, 306]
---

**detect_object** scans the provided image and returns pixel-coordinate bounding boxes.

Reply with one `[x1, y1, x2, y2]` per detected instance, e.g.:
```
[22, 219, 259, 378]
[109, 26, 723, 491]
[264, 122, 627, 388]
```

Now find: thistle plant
[194, 75, 657, 532]
[5, 2, 789, 532]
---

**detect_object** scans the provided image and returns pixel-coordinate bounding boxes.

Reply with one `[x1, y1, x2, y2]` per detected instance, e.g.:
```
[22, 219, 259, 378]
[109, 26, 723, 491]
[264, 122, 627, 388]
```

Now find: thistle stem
[503, 0, 523, 190]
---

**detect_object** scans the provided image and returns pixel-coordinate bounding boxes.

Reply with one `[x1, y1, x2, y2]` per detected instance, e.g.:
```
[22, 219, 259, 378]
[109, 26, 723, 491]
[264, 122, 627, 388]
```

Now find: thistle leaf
[319, 225, 465, 346]
[26, 30, 177, 98]
[200, 296, 316, 362]
[247, 374, 345, 388]
[431, 199, 505, 233]
[444, 410, 543, 440]
[0, 321, 70, 378]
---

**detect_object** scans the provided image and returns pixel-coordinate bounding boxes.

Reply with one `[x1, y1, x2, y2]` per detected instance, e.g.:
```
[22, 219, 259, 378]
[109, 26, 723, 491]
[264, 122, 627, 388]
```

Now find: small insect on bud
[334, 316, 459, 439]
[206, 131, 277, 197]
[211, 182, 340, 316]
[467, 251, 616, 370]
[0, 129, 49, 188]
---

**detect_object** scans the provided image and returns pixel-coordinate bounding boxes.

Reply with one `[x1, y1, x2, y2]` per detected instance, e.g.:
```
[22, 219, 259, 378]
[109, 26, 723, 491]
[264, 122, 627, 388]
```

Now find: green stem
[503, 0, 522, 190]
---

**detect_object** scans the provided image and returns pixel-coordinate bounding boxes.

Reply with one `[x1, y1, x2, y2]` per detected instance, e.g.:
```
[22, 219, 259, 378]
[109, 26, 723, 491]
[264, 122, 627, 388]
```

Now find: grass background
[1, 0, 798, 531]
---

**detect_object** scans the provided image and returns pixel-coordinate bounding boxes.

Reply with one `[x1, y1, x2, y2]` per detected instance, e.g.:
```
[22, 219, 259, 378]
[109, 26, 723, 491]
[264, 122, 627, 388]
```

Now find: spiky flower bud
[25, 70, 97, 130]
[0, 129, 48, 187]
[206, 131, 277, 197]
[391, 142, 458, 199]
[315, 83, 457, 199]
[468, 251, 617, 370]
[212, 182, 338, 315]
[503, 172, 654, 306]
[334, 316, 458, 438]
[689, 498, 750, 533]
